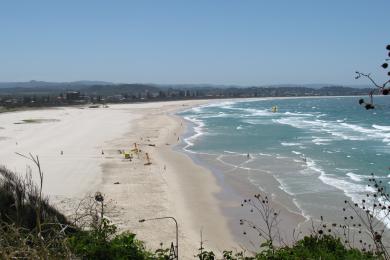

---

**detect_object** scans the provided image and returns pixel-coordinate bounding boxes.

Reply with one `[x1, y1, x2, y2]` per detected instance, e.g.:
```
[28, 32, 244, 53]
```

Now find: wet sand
[0, 99, 316, 258]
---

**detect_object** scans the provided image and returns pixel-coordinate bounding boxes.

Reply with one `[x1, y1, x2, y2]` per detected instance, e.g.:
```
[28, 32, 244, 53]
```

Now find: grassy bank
[0, 163, 386, 259]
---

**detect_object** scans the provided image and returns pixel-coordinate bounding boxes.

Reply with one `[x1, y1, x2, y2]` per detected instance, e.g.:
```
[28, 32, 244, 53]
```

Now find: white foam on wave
[281, 142, 301, 146]
[182, 116, 205, 152]
[198, 112, 231, 119]
[373, 124, 390, 131]
[312, 137, 332, 145]
[346, 172, 363, 182]
[223, 150, 247, 156]
[258, 152, 272, 156]
[190, 106, 203, 113]
[276, 177, 296, 196]
[216, 154, 254, 171]
[247, 177, 266, 192]
[274, 177, 312, 220]
[275, 117, 390, 144]
[292, 150, 302, 155]
[292, 198, 311, 221]
[340, 122, 390, 143]
[239, 107, 275, 117]
[306, 159, 366, 195]
[306, 158, 390, 227]
[242, 119, 272, 125]
[284, 111, 312, 116]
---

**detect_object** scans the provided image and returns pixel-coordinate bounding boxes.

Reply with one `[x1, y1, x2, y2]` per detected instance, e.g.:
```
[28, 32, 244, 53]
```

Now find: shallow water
[178, 96, 390, 225]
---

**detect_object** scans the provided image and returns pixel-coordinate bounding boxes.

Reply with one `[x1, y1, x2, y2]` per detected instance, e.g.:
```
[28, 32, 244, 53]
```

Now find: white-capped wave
[239, 107, 275, 117]
[284, 111, 315, 117]
[312, 137, 332, 145]
[258, 152, 272, 156]
[373, 124, 390, 131]
[305, 158, 390, 226]
[281, 142, 301, 146]
[223, 150, 240, 154]
[275, 117, 390, 144]
[346, 172, 363, 182]
[242, 119, 271, 125]
[182, 116, 205, 151]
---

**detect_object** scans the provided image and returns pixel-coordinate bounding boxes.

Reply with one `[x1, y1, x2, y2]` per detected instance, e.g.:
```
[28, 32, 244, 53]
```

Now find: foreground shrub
[68, 218, 162, 260]
[255, 235, 375, 260]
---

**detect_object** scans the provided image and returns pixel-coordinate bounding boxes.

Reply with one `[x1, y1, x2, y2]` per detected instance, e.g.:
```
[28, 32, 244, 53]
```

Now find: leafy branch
[356, 44, 390, 109]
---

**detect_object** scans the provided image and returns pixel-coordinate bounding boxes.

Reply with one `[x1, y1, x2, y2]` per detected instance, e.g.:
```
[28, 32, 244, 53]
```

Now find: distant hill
[0, 81, 372, 90]
[0, 80, 114, 89]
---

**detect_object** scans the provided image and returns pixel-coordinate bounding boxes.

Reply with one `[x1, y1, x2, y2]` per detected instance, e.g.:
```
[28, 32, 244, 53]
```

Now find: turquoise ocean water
[179, 96, 390, 223]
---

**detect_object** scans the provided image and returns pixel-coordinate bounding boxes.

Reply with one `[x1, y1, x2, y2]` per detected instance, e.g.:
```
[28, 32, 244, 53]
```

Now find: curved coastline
[2, 97, 388, 257]
[0, 101, 235, 258]
[174, 96, 390, 248]
[174, 99, 308, 249]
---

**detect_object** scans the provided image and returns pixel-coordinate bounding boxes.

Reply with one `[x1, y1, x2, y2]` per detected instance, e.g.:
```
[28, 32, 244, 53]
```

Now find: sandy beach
[0, 99, 317, 258]
[0, 100, 241, 258]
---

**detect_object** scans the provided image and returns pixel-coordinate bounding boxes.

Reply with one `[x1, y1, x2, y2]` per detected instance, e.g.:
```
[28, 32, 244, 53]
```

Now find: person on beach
[60, 150, 63, 155]
[247, 153, 250, 159]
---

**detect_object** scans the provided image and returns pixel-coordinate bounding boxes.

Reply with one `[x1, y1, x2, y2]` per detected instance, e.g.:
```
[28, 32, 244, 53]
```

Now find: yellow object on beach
[124, 152, 130, 159]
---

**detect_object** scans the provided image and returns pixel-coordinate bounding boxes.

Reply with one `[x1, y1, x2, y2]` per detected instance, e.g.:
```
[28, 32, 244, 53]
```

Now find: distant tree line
[0, 83, 373, 109]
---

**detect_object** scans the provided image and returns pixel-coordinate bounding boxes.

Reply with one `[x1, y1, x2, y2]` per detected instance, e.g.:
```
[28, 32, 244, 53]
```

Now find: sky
[0, 0, 389, 86]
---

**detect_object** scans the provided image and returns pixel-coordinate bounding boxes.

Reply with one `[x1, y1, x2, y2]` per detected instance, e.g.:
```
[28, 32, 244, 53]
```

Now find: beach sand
[0, 99, 310, 257]
[94, 101, 238, 258]
[0, 101, 239, 258]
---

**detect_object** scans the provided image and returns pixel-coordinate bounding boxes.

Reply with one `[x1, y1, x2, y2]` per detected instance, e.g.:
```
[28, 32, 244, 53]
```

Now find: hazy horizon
[1, 1, 389, 85]
[0, 79, 372, 89]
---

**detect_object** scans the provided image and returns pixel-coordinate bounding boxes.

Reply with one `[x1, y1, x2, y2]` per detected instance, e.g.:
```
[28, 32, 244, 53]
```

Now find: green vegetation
[255, 235, 374, 259]
[0, 165, 170, 259]
[67, 219, 168, 260]
[0, 158, 388, 259]
[0, 106, 23, 113]
[199, 235, 374, 260]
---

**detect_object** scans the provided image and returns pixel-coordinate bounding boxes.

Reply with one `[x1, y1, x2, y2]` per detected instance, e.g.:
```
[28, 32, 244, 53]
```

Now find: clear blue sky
[0, 0, 389, 85]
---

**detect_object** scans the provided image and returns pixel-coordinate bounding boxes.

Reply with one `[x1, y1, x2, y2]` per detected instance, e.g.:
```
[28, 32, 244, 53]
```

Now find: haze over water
[179, 96, 390, 222]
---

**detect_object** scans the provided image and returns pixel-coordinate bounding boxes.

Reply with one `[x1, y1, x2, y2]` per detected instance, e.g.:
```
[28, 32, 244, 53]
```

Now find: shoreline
[1, 97, 368, 257]
[176, 113, 307, 250]
[0, 100, 236, 258]
[0, 94, 366, 115]
[90, 100, 238, 258]
[175, 96, 390, 246]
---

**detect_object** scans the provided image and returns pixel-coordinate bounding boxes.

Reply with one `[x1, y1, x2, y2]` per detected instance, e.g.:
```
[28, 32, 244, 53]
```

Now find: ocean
[178, 96, 390, 225]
